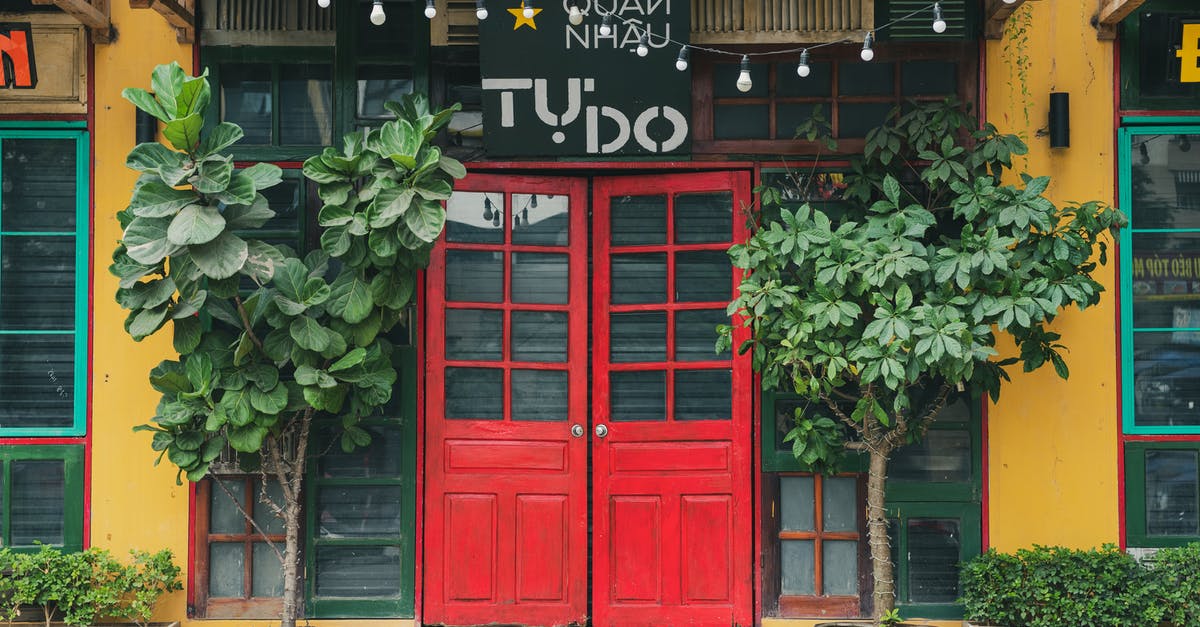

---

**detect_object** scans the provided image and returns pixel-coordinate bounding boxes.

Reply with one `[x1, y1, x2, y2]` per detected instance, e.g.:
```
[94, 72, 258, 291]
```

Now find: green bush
[0, 545, 181, 627]
[1145, 544, 1200, 627]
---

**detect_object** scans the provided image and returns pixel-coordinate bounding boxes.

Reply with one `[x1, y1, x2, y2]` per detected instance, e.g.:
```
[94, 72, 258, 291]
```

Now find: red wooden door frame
[423, 173, 590, 627]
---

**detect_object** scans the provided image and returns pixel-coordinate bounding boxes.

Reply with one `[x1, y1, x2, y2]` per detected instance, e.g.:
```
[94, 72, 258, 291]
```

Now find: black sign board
[478, 0, 691, 157]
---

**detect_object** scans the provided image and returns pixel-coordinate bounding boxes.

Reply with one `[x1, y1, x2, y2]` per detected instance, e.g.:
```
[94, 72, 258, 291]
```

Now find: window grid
[776, 473, 863, 613]
[193, 477, 286, 619]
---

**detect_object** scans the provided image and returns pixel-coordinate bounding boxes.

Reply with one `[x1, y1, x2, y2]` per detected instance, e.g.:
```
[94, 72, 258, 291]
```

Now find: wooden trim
[30, 0, 113, 43]
[128, 0, 195, 43]
[984, 0, 1030, 40]
[778, 595, 861, 617]
[1095, 0, 1146, 40]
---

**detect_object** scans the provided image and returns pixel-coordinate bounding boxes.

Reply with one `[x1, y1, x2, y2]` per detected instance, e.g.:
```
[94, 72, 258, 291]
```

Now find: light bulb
[860, 33, 874, 61]
[736, 55, 753, 93]
[675, 46, 690, 71]
[317, 0, 330, 7]
[636, 32, 649, 57]
[599, 13, 612, 36]
[932, 2, 946, 33]
[568, 2, 583, 25]
[370, 0, 386, 25]
[522, 1, 534, 18]
[425, 0, 437, 18]
[1002, 0, 1016, 4]
[475, 0, 487, 19]
[797, 49, 811, 77]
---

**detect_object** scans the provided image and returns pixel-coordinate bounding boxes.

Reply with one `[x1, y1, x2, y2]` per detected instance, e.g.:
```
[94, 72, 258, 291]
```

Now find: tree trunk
[280, 494, 301, 627]
[866, 445, 895, 624]
[273, 411, 312, 627]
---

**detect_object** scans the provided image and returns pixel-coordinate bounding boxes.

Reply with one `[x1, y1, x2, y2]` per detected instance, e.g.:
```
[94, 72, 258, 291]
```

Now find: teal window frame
[0, 445, 85, 552]
[1118, 0, 1200, 112]
[0, 124, 89, 438]
[1125, 441, 1200, 547]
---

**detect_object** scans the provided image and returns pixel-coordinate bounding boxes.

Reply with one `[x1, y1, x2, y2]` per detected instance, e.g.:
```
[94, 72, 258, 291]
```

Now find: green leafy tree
[112, 62, 462, 627]
[724, 99, 1125, 622]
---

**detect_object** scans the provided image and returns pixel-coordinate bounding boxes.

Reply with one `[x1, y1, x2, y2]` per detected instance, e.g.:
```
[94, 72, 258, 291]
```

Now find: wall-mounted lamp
[1049, 92, 1069, 149]
[135, 106, 159, 145]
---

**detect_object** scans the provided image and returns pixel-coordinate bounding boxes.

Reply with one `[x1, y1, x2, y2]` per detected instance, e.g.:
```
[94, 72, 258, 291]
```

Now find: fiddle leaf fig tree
[112, 62, 463, 627]
[724, 99, 1125, 623]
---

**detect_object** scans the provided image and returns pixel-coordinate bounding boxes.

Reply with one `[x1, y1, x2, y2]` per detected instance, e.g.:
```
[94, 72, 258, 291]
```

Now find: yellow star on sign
[507, 6, 542, 30]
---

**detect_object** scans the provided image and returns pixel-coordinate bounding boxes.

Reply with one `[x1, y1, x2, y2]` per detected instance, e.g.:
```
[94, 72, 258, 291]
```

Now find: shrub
[1145, 544, 1200, 627]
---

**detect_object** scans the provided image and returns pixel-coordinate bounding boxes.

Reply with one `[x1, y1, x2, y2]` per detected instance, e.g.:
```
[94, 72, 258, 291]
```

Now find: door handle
[571, 424, 585, 438]
[594, 424, 608, 438]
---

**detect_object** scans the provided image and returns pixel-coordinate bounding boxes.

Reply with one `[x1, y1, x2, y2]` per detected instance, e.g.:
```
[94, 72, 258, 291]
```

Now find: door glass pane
[210, 479, 246, 535]
[1, 236, 75, 330]
[316, 486, 403, 537]
[444, 367, 502, 419]
[1132, 331, 1200, 427]
[252, 480, 285, 535]
[676, 251, 732, 302]
[512, 253, 568, 304]
[779, 476, 815, 532]
[611, 312, 666, 362]
[314, 546, 401, 598]
[251, 542, 284, 597]
[0, 334, 74, 428]
[446, 191, 504, 244]
[1130, 134, 1200, 230]
[1146, 449, 1199, 535]
[823, 540, 858, 596]
[1, 138, 76, 231]
[675, 369, 731, 420]
[780, 540, 815, 595]
[839, 62, 895, 96]
[1130, 232, 1200, 326]
[902, 60, 958, 96]
[512, 370, 568, 421]
[611, 195, 666, 245]
[445, 250, 503, 303]
[612, 253, 666, 304]
[715, 104, 769, 140]
[11, 460, 64, 546]
[512, 311, 567, 362]
[256, 176, 302, 234]
[907, 519, 961, 603]
[220, 64, 272, 145]
[279, 64, 333, 145]
[209, 543, 245, 598]
[356, 64, 413, 119]
[319, 423, 404, 478]
[823, 477, 857, 532]
[890, 430, 971, 482]
[445, 309, 502, 361]
[512, 193, 569, 246]
[611, 370, 665, 421]
[674, 192, 732, 244]
[675, 309, 730, 361]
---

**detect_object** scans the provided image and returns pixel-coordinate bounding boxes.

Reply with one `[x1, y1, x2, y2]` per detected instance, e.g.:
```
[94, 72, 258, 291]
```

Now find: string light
[369, 0, 386, 25]
[675, 46, 690, 72]
[860, 32, 875, 61]
[425, 0, 437, 19]
[475, 0, 487, 19]
[797, 49, 811, 78]
[636, 31, 650, 57]
[522, 0, 534, 19]
[599, 13, 613, 36]
[317, 0, 330, 7]
[736, 55, 753, 93]
[567, 0, 583, 26]
[932, 2, 946, 33]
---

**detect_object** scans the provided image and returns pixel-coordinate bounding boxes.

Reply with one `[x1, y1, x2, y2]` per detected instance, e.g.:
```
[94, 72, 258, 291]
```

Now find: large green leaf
[405, 197, 447, 243]
[274, 258, 309, 302]
[128, 304, 169, 341]
[320, 224, 352, 257]
[126, 142, 188, 179]
[328, 271, 374, 324]
[227, 425, 268, 453]
[242, 240, 284, 285]
[290, 315, 333, 352]
[168, 204, 226, 246]
[215, 174, 257, 206]
[370, 187, 414, 228]
[189, 231, 248, 280]
[302, 155, 346, 184]
[173, 316, 202, 354]
[219, 387, 255, 427]
[130, 182, 196, 218]
[194, 157, 233, 194]
[123, 216, 180, 265]
[163, 112, 204, 153]
[241, 163, 283, 190]
[150, 62, 185, 117]
[414, 177, 454, 201]
[121, 87, 169, 122]
[197, 122, 243, 157]
[249, 384, 289, 414]
[224, 195, 275, 230]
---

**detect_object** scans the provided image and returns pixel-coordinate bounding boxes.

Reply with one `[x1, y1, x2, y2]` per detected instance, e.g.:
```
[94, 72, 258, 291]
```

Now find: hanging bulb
[599, 13, 612, 36]
[1002, 0, 1016, 4]
[522, 207, 529, 226]
[522, 0, 534, 19]
[317, 0, 330, 8]
[567, 0, 583, 25]
[530, 194, 538, 209]
[932, 2, 947, 33]
[797, 49, 811, 78]
[736, 55, 753, 93]
[636, 31, 649, 57]
[425, 0, 437, 18]
[370, 0, 386, 25]
[475, 0, 487, 19]
[483, 198, 494, 221]
[675, 46, 690, 71]
[492, 210, 502, 228]
[860, 32, 874, 62]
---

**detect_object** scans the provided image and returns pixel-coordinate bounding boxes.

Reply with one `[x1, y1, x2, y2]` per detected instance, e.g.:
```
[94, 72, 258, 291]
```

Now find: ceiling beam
[128, 0, 195, 43]
[984, 0, 1029, 40]
[30, 0, 114, 43]
[1094, 0, 1145, 40]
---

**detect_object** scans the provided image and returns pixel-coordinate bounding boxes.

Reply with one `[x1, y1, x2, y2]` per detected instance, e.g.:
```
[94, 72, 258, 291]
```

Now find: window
[1125, 442, 1200, 547]
[193, 477, 286, 618]
[0, 445, 84, 551]
[1118, 0, 1200, 112]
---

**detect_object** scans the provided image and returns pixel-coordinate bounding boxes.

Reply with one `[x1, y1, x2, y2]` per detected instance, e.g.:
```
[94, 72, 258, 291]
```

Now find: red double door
[424, 171, 752, 627]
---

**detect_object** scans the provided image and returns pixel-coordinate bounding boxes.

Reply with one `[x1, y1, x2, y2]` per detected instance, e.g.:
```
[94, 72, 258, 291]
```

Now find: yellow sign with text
[1180, 23, 1200, 83]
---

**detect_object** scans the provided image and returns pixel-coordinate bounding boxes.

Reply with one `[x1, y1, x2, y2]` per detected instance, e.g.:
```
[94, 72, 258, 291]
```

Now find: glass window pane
[0, 334, 75, 428]
[356, 64, 413, 119]
[611, 312, 666, 362]
[675, 192, 732, 244]
[1131, 233, 1200, 326]
[776, 62, 832, 97]
[1, 138, 76, 231]
[839, 103, 894, 139]
[315, 545, 402, 598]
[907, 519, 961, 603]
[445, 250, 503, 303]
[446, 191, 504, 244]
[317, 486, 403, 538]
[251, 542, 284, 597]
[675, 369, 731, 421]
[1146, 450, 1199, 535]
[713, 62, 768, 98]
[938, 395, 971, 422]
[279, 64, 333, 146]
[513, 193, 569, 246]
[715, 104, 769, 140]
[512, 370, 568, 421]
[1, 236, 75, 330]
[676, 251, 732, 302]
[676, 309, 730, 361]
[890, 430, 971, 482]
[445, 367, 502, 419]
[445, 309, 502, 361]
[823, 540, 858, 596]
[210, 478, 247, 535]
[355, 0, 415, 57]
[780, 540, 815, 596]
[220, 64, 272, 145]
[611, 370, 665, 421]
[1132, 331, 1200, 427]
[256, 176, 303, 234]
[1129, 134, 1200, 230]
[839, 62, 895, 96]
[612, 253, 666, 304]
[902, 61, 958, 96]
[209, 543, 245, 598]
[319, 423, 404, 478]
[823, 477, 857, 532]
[777, 103, 830, 140]
[611, 195, 666, 246]
[511, 253, 568, 304]
[779, 476, 815, 532]
[252, 480, 285, 535]
[11, 460, 64, 546]
[512, 311, 567, 362]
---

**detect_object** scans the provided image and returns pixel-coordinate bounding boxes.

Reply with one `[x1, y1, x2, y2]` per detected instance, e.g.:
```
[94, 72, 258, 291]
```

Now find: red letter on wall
[0, 24, 37, 89]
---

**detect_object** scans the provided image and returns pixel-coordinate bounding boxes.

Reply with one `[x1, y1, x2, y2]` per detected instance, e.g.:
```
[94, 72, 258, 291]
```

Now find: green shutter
[876, 0, 977, 41]
[0, 445, 85, 553]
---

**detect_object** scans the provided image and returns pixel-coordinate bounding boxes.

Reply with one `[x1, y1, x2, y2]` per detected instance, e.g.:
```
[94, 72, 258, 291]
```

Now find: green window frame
[0, 124, 89, 437]
[0, 445, 85, 552]
[1125, 441, 1200, 547]
[1118, 0, 1200, 112]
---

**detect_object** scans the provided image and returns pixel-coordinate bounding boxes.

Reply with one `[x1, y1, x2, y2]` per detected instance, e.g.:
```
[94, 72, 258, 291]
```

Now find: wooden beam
[1095, 0, 1145, 40]
[30, 0, 114, 43]
[129, 0, 195, 43]
[984, 0, 1028, 40]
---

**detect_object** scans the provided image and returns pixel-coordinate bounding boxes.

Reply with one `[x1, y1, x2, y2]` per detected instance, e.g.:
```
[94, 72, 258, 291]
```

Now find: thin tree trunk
[866, 444, 895, 623]
[280, 500, 301, 627]
[272, 410, 313, 627]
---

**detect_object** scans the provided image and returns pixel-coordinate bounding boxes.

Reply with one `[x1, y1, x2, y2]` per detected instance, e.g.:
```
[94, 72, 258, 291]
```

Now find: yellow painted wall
[984, 1, 1120, 551]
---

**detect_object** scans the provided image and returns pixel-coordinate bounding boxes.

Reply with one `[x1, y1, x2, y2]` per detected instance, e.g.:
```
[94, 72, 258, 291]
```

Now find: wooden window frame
[0, 444, 85, 552]
[1126, 440, 1200, 547]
